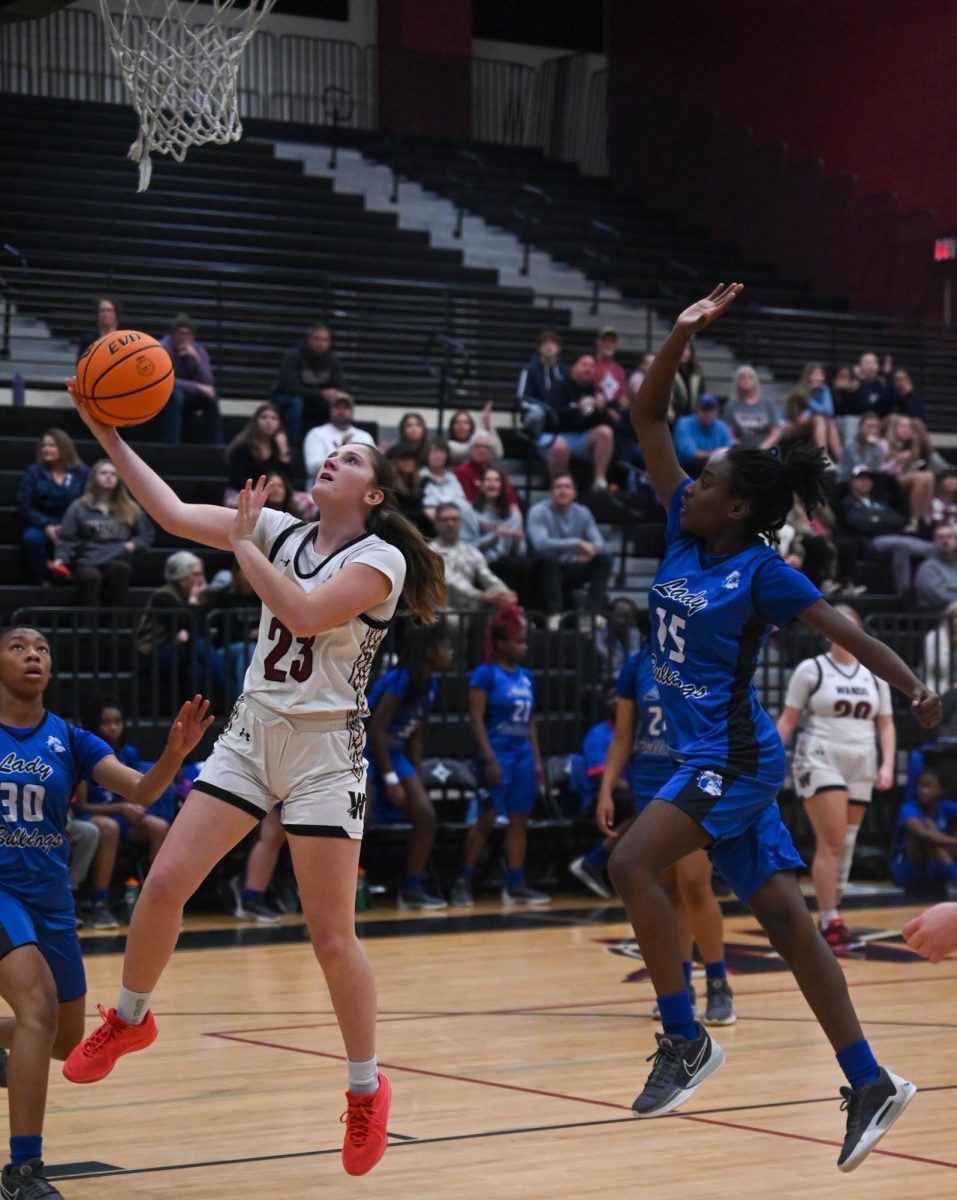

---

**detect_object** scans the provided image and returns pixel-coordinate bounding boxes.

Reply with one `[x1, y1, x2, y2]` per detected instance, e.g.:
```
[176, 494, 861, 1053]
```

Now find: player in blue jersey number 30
[610, 284, 941, 1172]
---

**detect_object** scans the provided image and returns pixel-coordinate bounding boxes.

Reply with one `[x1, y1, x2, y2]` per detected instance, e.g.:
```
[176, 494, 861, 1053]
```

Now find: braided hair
[723, 440, 830, 544]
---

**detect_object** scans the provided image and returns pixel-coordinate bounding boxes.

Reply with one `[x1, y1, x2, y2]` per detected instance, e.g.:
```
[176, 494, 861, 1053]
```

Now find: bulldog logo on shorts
[696, 770, 724, 798]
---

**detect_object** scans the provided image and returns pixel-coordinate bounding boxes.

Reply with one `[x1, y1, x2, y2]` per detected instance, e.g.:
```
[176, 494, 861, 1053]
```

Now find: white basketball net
[99, 0, 277, 191]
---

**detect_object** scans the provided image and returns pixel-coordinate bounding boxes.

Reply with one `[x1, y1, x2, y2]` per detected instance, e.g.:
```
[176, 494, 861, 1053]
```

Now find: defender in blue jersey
[616, 285, 940, 1171]
[0, 626, 211, 1199]
[450, 606, 548, 907]
[366, 622, 452, 910]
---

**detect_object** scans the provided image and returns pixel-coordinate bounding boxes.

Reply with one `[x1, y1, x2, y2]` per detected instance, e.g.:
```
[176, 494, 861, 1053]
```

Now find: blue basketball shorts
[654, 762, 804, 903]
[368, 748, 419, 825]
[0, 889, 86, 1003]
[477, 743, 538, 816]
[631, 759, 675, 815]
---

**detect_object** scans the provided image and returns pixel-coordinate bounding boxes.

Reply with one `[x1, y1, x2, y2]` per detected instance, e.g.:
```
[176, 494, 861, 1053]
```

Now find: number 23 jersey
[648, 478, 821, 782]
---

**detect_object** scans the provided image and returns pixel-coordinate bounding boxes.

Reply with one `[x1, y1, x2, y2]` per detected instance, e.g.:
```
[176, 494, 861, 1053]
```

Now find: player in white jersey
[61, 382, 446, 1178]
[777, 605, 895, 955]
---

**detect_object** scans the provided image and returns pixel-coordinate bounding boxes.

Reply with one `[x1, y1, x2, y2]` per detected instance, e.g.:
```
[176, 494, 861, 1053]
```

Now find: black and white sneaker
[0, 1158, 63, 1198]
[632, 1022, 725, 1117]
[397, 886, 448, 911]
[703, 978, 736, 1026]
[837, 1067, 916, 1172]
[229, 876, 280, 924]
[569, 856, 613, 899]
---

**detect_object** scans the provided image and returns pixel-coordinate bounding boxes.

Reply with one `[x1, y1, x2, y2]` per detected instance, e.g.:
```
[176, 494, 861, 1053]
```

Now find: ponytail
[725, 441, 831, 544]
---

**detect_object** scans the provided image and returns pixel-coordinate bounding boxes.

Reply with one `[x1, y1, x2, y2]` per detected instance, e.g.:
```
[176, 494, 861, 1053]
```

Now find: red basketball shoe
[62, 1004, 157, 1084]
[341, 1071, 391, 1175]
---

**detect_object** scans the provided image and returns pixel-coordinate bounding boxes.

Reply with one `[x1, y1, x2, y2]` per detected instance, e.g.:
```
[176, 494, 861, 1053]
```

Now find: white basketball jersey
[241, 509, 406, 719]
[784, 654, 892, 746]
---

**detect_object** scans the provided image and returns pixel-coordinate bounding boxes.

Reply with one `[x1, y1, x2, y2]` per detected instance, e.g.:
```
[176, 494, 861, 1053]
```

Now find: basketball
[76, 329, 174, 426]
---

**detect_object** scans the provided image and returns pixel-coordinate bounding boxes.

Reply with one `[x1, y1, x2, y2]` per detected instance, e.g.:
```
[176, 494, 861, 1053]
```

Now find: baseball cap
[697, 393, 718, 409]
[852, 464, 875, 477]
[598, 325, 618, 339]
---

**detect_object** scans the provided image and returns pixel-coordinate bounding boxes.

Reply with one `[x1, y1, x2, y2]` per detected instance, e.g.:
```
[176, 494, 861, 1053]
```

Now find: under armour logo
[280, 556, 292, 567]
[238, 726, 251, 742]
[347, 791, 366, 821]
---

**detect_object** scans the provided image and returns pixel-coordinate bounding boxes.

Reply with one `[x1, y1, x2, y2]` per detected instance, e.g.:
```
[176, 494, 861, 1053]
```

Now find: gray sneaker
[569, 856, 612, 899]
[0, 1157, 64, 1198]
[651, 984, 697, 1020]
[397, 887, 448, 911]
[91, 902, 119, 930]
[632, 1022, 725, 1118]
[501, 884, 550, 906]
[449, 880, 474, 908]
[703, 977, 736, 1026]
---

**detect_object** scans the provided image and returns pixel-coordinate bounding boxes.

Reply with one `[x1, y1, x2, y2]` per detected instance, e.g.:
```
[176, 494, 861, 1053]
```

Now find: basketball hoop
[98, 0, 277, 191]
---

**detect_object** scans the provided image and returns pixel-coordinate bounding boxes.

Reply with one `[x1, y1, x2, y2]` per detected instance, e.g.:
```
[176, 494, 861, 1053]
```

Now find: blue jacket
[672, 414, 732, 463]
[17, 462, 89, 529]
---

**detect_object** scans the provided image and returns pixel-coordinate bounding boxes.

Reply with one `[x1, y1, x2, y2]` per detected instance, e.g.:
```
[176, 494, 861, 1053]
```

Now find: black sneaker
[703, 978, 736, 1026]
[837, 1067, 916, 1172]
[0, 1158, 63, 1198]
[631, 1022, 725, 1117]
[501, 884, 550, 906]
[569, 856, 612, 899]
[396, 887, 448, 911]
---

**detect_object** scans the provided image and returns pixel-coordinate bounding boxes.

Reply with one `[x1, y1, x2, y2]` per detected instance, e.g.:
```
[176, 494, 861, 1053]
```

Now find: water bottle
[124, 876, 141, 922]
[355, 868, 368, 913]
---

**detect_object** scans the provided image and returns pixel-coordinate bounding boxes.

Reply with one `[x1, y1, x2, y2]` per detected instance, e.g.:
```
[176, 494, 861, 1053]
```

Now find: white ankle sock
[820, 908, 839, 926]
[116, 986, 152, 1026]
[837, 825, 860, 895]
[347, 1056, 379, 1095]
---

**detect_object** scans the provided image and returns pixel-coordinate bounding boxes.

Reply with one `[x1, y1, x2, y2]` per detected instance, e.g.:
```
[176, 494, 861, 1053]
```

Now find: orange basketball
[76, 330, 174, 427]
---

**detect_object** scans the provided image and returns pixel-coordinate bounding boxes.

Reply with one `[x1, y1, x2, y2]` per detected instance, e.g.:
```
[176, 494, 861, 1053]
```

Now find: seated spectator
[271, 322, 345, 444]
[262, 470, 315, 523]
[723, 365, 781, 450]
[782, 362, 842, 459]
[77, 295, 121, 359]
[838, 413, 888, 481]
[223, 403, 292, 506]
[51, 459, 154, 608]
[17, 427, 89, 582]
[671, 340, 704, 420]
[454, 430, 521, 506]
[887, 367, 923, 419]
[594, 596, 642, 680]
[672, 393, 732, 477]
[923, 602, 957, 695]
[387, 441, 429, 532]
[302, 392, 375, 484]
[526, 474, 612, 618]
[889, 768, 957, 897]
[422, 438, 470, 524]
[517, 328, 570, 414]
[540, 355, 615, 489]
[160, 313, 223, 445]
[74, 698, 174, 928]
[446, 402, 503, 465]
[136, 550, 225, 700]
[395, 412, 430, 466]
[594, 325, 628, 406]
[854, 351, 893, 419]
[841, 466, 930, 595]
[471, 467, 562, 619]
[206, 559, 262, 700]
[915, 524, 957, 611]
[429, 503, 517, 611]
[929, 468, 957, 530]
[882, 415, 945, 528]
[832, 364, 862, 444]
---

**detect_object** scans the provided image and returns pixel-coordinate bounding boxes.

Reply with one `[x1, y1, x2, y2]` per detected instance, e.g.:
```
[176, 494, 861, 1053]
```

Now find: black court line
[50, 1086, 957, 1181]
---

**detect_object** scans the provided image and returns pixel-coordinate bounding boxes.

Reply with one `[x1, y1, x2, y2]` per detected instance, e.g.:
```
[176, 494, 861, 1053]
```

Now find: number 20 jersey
[0, 713, 111, 911]
[243, 510, 407, 720]
[648, 478, 821, 783]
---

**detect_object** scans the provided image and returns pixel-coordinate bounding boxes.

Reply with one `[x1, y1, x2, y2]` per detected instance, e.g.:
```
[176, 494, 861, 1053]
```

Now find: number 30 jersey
[648, 478, 821, 782]
[0, 713, 111, 911]
[469, 662, 536, 747]
[784, 654, 891, 746]
[244, 510, 407, 720]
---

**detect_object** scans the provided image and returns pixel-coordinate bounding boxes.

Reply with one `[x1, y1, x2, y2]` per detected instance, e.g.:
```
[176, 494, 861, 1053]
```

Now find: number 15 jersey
[648, 478, 821, 783]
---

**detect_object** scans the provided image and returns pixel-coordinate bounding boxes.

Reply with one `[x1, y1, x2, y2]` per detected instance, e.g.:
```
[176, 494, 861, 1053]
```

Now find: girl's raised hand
[675, 283, 744, 333]
[65, 375, 118, 441]
[230, 476, 270, 544]
[167, 695, 214, 757]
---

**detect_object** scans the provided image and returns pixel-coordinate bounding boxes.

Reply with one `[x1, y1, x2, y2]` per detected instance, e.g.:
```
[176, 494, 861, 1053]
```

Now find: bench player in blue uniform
[366, 621, 453, 909]
[612, 284, 940, 1171]
[0, 625, 210, 1199]
[597, 645, 733, 1025]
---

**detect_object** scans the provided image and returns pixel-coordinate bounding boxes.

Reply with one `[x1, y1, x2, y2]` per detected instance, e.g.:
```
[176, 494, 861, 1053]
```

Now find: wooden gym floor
[31, 894, 957, 1198]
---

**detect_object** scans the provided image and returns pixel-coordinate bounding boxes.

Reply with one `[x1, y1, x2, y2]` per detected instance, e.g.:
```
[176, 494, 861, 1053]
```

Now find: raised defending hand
[911, 683, 942, 729]
[65, 375, 117, 441]
[903, 902, 957, 963]
[674, 283, 744, 334]
[166, 695, 214, 758]
[230, 476, 270, 544]
[596, 789, 617, 838]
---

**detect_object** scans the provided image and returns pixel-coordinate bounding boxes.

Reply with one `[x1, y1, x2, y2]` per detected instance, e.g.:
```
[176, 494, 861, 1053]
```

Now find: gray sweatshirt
[526, 499, 605, 564]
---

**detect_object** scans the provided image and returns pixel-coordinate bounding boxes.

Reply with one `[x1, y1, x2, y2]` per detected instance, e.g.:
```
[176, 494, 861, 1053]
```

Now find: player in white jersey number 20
[61, 379, 447, 1179]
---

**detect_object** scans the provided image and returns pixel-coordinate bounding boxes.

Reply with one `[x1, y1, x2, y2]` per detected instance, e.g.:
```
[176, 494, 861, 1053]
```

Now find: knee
[413, 803, 438, 835]
[593, 425, 613, 448]
[17, 985, 59, 1043]
[139, 863, 189, 909]
[311, 930, 355, 967]
[96, 817, 120, 844]
[608, 839, 650, 892]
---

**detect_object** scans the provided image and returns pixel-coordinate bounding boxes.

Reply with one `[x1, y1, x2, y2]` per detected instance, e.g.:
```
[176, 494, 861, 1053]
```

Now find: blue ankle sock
[458, 867, 474, 882]
[584, 845, 610, 869]
[836, 1038, 880, 1090]
[92, 888, 108, 905]
[401, 874, 423, 892]
[241, 888, 264, 905]
[705, 960, 727, 982]
[10, 1136, 41, 1167]
[506, 868, 524, 889]
[656, 990, 697, 1041]
[682, 961, 693, 987]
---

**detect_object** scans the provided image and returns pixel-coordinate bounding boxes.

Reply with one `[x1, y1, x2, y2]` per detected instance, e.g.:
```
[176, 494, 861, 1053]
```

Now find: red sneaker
[341, 1071, 391, 1176]
[62, 1004, 157, 1083]
[821, 918, 865, 956]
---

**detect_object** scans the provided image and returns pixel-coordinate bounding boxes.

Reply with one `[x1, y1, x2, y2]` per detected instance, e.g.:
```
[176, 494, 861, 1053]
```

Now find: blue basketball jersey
[470, 662, 536, 745]
[616, 647, 671, 768]
[0, 713, 112, 911]
[649, 479, 821, 782]
[367, 668, 438, 747]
